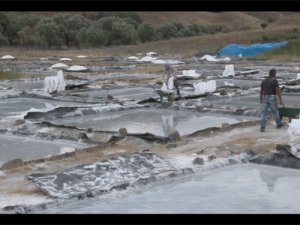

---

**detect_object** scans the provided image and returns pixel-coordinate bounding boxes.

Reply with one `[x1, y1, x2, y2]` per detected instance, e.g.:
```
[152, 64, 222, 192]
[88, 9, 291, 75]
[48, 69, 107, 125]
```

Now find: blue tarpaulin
[217, 41, 288, 57]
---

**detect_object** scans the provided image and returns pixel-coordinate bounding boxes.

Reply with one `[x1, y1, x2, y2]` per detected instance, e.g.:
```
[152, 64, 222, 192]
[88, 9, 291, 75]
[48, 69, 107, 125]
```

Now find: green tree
[157, 23, 178, 40]
[36, 17, 64, 48]
[137, 22, 157, 43]
[0, 13, 9, 34]
[95, 17, 137, 45]
[18, 26, 43, 47]
[5, 12, 40, 45]
[96, 12, 143, 24]
[171, 21, 184, 33]
[85, 27, 109, 47]
[52, 13, 91, 46]
[0, 32, 9, 45]
[76, 27, 89, 47]
[180, 26, 194, 37]
[188, 23, 202, 35]
[261, 23, 268, 29]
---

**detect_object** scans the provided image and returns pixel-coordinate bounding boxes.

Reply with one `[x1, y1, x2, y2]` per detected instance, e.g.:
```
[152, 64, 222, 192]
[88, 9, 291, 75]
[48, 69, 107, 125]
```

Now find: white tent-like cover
[50, 63, 69, 69]
[1, 55, 15, 60]
[138, 56, 158, 62]
[66, 65, 88, 71]
[146, 52, 157, 56]
[127, 56, 139, 61]
[59, 58, 72, 61]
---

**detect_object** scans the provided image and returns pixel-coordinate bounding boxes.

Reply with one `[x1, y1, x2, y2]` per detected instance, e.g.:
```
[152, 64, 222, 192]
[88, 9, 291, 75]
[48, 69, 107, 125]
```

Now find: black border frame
[1, 0, 300, 224]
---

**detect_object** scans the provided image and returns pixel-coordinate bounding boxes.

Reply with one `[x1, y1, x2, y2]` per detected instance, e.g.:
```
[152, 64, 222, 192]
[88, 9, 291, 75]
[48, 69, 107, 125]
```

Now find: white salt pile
[222, 64, 235, 77]
[200, 55, 231, 62]
[43, 70, 66, 93]
[288, 118, 300, 137]
[288, 118, 300, 158]
[193, 80, 216, 94]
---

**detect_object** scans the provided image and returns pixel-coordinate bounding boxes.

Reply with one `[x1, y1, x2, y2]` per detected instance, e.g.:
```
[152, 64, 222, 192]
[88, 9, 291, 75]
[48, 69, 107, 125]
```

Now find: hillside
[136, 12, 299, 30]
[31, 11, 300, 31]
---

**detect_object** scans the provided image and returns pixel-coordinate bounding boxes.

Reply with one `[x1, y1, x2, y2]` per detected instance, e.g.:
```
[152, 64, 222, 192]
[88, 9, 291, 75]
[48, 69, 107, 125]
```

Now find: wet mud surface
[0, 55, 300, 212]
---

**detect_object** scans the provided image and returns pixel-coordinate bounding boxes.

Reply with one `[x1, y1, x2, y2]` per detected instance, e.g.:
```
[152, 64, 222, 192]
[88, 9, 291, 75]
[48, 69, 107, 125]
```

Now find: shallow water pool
[49, 108, 256, 136]
[0, 134, 88, 166]
[39, 164, 300, 214]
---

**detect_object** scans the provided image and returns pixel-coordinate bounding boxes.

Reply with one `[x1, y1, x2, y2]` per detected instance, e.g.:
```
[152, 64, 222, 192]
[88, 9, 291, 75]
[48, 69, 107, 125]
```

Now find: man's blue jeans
[260, 95, 282, 128]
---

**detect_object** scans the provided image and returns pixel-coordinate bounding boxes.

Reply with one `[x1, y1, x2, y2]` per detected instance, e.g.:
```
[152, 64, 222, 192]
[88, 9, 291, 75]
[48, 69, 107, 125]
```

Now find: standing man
[164, 64, 181, 99]
[260, 68, 284, 132]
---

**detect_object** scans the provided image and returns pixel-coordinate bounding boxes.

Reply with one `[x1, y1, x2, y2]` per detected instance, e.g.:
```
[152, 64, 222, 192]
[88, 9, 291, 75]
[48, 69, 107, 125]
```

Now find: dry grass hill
[136, 12, 300, 29]
[44, 11, 300, 30]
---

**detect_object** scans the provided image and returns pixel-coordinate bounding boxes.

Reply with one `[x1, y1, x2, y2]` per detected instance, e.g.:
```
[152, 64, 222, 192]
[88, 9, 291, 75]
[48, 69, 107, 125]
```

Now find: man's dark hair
[269, 68, 276, 77]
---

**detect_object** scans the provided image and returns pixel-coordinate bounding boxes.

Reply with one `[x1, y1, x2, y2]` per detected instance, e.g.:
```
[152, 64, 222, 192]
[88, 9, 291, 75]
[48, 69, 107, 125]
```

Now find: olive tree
[137, 22, 157, 43]
[36, 17, 64, 48]
[157, 23, 178, 40]
[4, 12, 39, 45]
[0, 13, 9, 34]
[84, 27, 109, 47]
[52, 13, 92, 46]
[0, 32, 9, 45]
[96, 12, 143, 24]
[95, 17, 137, 45]
[18, 26, 43, 47]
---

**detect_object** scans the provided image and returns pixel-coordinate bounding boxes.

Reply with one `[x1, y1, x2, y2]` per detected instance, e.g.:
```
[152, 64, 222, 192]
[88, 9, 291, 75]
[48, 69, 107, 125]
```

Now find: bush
[96, 12, 143, 24]
[262, 39, 300, 57]
[0, 32, 8, 45]
[137, 22, 157, 43]
[261, 23, 268, 29]
[4, 12, 40, 46]
[179, 27, 195, 37]
[0, 12, 9, 34]
[18, 26, 44, 47]
[85, 28, 109, 47]
[157, 23, 178, 40]
[52, 13, 92, 46]
[36, 18, 64, 48]
[95, 17, 137, 45]
[251, 32, 300, 43]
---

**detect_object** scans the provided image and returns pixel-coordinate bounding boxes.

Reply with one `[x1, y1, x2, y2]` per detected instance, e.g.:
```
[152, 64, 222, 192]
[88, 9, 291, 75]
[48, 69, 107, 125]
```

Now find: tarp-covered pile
[218, 41, 288, 57]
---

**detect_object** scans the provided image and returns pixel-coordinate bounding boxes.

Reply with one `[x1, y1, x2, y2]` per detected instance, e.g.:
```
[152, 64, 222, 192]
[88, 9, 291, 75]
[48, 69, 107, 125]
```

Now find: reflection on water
[50, 108, 255, 136]
[258, 164, 298, 193]
[39, 164, 300, 214]
[161, 115, 176, 135]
